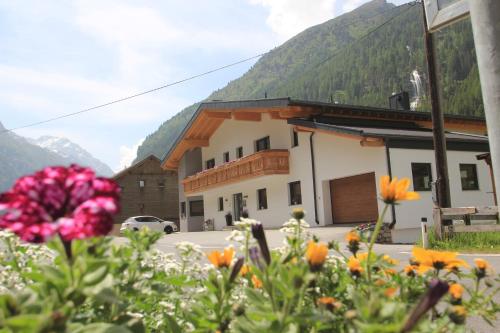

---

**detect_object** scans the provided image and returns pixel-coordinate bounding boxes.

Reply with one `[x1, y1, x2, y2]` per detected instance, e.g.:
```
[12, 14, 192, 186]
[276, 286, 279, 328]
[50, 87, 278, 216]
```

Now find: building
[113, 155, 179, 226]
[161, 98, 493, 243]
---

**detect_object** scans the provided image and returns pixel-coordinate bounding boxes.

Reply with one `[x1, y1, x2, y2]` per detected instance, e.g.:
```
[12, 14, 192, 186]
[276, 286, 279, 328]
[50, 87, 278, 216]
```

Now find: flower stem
[367, 204, 389, 282]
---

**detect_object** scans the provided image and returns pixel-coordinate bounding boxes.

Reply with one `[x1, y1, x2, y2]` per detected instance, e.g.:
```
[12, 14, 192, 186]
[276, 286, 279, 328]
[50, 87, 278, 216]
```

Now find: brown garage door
[330, 172, 379, 224]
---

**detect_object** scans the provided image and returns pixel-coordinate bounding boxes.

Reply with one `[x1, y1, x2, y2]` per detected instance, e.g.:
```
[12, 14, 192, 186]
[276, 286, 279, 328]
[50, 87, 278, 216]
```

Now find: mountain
[0, 122, 67, 191]
[30, 136, 114, 177]
[135, 0, 483, 163]
[0, 124, 113, 192]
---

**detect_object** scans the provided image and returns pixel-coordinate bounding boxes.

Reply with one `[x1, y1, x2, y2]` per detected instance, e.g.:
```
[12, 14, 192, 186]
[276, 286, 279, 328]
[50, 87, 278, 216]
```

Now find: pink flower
[0, 165, 120, 243]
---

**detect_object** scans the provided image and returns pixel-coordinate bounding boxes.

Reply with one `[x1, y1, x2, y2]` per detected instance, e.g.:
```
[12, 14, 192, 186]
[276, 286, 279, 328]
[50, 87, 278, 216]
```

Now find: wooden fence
[433, 206, 499, 239]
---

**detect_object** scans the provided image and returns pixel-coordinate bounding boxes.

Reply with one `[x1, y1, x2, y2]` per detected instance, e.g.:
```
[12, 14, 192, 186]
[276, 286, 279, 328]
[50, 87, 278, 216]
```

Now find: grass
[421, 229, 500, 253]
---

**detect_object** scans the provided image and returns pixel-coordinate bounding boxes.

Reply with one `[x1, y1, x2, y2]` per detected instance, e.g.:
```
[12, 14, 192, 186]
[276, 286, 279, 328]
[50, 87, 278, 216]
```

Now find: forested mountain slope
[135, 0, 482, 163]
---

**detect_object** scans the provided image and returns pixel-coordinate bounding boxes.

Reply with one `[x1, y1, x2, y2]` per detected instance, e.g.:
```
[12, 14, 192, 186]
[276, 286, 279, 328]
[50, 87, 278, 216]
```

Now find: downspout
[385, 138, 397, 228]
[309, 132, 319, 224]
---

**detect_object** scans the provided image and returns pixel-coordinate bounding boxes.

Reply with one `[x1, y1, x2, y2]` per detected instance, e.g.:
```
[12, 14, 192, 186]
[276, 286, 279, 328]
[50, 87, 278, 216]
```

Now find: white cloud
[118, 137, 145, 171]
[249, 0, 337, 40]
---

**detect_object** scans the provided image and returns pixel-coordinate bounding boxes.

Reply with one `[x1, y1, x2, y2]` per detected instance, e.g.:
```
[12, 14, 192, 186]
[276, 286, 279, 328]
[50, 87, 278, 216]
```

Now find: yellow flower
[474, 258, 491, 271]
[317, 296, 336, 306]
[383, 254, 399, 265]
[317, 297, 341, 311]
[356, 252, 369, 261]
[347, 256, 363, 275]
[251, 274, 263, 288]
[207, 247, 234, 268]
[449, 305, 467, 325]
[474, 258, 492, 278]
[449, 283, 463, 300]
[306, 241, 328, 271]
[379, 176, 420, 204]
[404, 265, 418, 276]
[240, 264, 251, 276]
[384, 287, 398, 297]
[345, 231, 360, 243]
[384, 268, 397, 276]
[411, 247, 468, 273]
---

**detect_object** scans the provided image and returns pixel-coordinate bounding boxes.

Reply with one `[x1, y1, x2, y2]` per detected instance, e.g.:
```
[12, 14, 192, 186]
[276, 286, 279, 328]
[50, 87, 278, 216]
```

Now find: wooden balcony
[182, 149, 289, 194]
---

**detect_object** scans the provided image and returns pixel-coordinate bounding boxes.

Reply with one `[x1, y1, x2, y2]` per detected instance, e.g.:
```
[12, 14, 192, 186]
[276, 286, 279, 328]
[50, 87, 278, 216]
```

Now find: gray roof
[288, 119, 488, 143]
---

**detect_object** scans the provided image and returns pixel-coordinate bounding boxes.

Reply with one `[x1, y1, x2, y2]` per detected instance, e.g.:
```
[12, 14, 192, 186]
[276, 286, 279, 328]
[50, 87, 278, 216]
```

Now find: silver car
[120, 216, 178, 234]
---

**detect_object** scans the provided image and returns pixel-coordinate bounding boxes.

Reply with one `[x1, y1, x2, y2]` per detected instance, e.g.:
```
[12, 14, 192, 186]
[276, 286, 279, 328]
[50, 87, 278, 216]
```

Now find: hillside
[0, 122, 67, 191]
[0, 123, 114, 192]
[135, 0, 482, 162]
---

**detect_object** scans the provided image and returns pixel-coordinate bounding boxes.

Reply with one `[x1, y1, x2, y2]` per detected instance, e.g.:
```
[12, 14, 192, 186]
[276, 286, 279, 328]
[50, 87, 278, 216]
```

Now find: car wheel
[164, 226, 173, 234]
[133, 227, 139, 231]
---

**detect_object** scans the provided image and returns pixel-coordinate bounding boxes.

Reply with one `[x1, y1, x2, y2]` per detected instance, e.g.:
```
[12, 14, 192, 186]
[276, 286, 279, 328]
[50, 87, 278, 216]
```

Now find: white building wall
[389, 148, 493, 243]
[191, 114, 316, 229]
[201, 114, 291, 167]
[313, 132, 389, 226]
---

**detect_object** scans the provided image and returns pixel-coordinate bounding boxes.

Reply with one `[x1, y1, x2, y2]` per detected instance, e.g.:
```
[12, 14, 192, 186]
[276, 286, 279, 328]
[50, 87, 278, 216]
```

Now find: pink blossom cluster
[0, 165, 120, 243]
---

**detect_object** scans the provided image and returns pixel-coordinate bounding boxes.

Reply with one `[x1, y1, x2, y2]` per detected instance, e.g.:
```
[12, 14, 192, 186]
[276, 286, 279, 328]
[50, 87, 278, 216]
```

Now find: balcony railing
[182, 149, 289, 194]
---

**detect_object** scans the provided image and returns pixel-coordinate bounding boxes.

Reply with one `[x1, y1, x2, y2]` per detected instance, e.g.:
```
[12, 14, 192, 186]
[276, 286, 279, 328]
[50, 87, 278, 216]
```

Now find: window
[255, 136, 270, 152]
[236, 146, 243, 158]
[223, 152, 230, 163]
[136, 216, 161, 223]
[180, 202, 186, 217]
[189, 200, 204, 217]
[138, 180, 145, 188]
[218, 197, 224, 211]
[460, 164, 479, 190]
[291, 130, 299, 147]
[289, 181, 302, 205]
[411, 163, 433, 191]
[257, 188, 268, 210]
[206, 158, 215, 169]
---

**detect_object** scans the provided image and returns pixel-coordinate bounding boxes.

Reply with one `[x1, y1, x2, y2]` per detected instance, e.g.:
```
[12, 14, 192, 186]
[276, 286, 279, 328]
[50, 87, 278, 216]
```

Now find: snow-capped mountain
[30, 136, 114, 176]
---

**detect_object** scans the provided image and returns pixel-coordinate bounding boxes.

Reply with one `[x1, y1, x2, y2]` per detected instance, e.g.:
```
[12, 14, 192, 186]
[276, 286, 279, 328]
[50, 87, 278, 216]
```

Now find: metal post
[421, 3, 452, 209]
[421, 217, 428, 249]
[469, 0, 500, 214]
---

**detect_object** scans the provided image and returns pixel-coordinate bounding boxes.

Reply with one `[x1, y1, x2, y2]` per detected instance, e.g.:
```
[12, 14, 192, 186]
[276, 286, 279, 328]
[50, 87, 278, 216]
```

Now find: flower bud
[232, 303, 245, 316]
[291, 208, 305, 220]
[251, 223, 271, 265]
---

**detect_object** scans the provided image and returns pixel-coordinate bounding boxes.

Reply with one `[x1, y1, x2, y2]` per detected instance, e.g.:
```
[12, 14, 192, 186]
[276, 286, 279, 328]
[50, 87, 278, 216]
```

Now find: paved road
[114, 227, 499, 332]
[115, 227, 500, 269]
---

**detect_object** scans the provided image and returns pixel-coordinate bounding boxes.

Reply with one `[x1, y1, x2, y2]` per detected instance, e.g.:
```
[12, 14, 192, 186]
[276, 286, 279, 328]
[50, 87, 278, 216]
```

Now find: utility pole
[421, 2, 451, 209]
[469, 0, 500, 213]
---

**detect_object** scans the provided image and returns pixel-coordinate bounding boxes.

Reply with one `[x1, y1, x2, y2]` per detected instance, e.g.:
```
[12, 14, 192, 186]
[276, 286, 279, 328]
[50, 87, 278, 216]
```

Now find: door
[329, 172, 379, 224]
[233, 193, 243, 222]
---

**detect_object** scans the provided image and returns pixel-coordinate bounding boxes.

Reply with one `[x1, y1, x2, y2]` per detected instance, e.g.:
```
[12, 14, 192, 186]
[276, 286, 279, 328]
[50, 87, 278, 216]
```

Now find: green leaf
[164, 314, 182, 333]
[83, 265, 109, 286]
[5, 314, 51, 332]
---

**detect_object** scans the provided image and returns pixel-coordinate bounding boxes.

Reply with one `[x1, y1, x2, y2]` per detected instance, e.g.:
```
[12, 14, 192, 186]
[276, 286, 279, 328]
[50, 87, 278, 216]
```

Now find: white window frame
[424, 0, 469, 32]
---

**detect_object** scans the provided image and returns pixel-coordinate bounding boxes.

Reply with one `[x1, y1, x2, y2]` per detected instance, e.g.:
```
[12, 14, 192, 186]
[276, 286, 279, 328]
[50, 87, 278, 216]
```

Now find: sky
[0, 0, 407, 172]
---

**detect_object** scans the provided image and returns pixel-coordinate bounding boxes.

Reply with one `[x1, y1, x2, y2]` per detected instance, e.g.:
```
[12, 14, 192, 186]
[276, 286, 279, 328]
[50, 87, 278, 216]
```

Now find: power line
[0, 53, 265, 135]
[1, 1, 417, 135]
